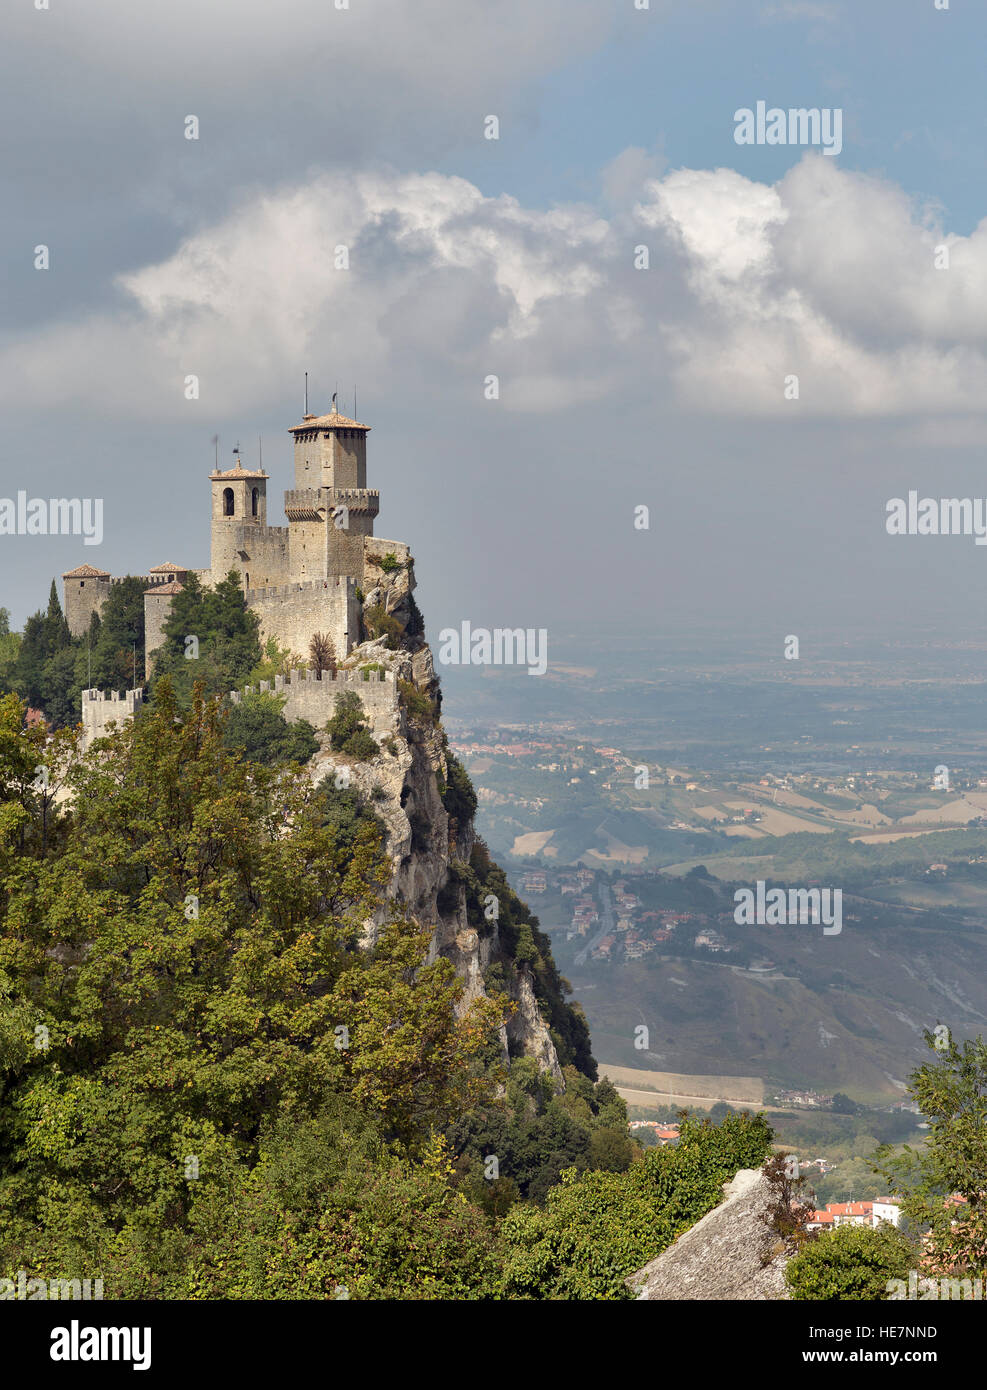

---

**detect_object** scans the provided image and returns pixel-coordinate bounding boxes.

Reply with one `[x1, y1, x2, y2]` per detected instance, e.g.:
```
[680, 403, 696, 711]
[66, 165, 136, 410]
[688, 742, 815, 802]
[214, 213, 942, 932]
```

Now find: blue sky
[457, 1, 987, 232]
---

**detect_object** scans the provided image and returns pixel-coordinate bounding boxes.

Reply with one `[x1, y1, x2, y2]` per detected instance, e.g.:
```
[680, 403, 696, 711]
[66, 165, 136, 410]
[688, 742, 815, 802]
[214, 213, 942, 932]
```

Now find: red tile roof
[63, 564, 110, 578]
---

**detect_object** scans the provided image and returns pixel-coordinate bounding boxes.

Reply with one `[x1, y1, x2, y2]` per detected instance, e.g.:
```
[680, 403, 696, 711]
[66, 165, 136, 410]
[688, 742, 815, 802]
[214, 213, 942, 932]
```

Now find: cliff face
[306, 555, 591, 1088]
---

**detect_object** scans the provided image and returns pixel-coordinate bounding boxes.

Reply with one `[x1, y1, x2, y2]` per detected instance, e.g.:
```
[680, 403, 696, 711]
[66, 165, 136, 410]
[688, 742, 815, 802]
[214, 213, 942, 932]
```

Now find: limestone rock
[627, 1168, 791, 1301]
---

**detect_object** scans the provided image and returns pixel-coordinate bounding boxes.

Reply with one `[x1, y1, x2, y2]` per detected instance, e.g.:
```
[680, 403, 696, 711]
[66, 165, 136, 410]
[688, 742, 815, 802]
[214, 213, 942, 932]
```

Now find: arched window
[251, 487, 259, 517]
[223, 487, 234, 516]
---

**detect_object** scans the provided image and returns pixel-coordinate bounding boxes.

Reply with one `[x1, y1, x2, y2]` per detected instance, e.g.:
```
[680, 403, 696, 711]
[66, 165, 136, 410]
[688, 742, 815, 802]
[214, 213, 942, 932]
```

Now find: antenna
[258, 434, 263, 470]
[304, 371, 309, 415]
[212, 433, 219, 469]
[353, 385, 357, 419]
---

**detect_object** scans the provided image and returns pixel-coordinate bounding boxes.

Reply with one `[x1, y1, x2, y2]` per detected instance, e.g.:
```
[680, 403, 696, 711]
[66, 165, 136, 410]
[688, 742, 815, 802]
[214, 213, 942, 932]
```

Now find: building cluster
[807, 1199, 902, 1232]
[772, 1089, 835, 1109]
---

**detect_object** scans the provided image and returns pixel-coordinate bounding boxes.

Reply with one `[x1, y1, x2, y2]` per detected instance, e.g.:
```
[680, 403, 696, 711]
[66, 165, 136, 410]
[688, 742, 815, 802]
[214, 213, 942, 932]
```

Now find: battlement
[230, 664, 400, 732]
[80, 686, 145, 750]
[245, 575, 356, 604]
[332, 488, 379, 511]
[82, 686, 145, 711]
[283, 488, 324, 520]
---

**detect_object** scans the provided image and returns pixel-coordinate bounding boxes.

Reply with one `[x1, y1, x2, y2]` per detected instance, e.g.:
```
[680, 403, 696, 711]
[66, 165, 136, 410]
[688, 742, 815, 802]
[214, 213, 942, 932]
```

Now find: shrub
[222, 691, 318, 765]
[364, 605, 402, 649]
[325, 690, 379, 762]
[441, 753, 477, 827]
[376, 552, 402, 574]
[785, 1223, 914, 1301]
[309, 632, 336, 674]
[397, 678, 434, 723]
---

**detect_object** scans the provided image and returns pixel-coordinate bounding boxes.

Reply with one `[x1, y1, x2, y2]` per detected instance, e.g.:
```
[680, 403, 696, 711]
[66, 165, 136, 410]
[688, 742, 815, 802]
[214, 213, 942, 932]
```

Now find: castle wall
[245, 576, 359, 663]
[80, 687, 144, 750]
[231, 666, 400, 733]
[238, 523, 291, 590]
[287, 518, 328, 582]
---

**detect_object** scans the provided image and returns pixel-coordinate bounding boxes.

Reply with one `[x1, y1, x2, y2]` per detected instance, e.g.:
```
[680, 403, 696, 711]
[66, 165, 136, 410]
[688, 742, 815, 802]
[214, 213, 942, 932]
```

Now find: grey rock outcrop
[627, 1168, 791, 1300]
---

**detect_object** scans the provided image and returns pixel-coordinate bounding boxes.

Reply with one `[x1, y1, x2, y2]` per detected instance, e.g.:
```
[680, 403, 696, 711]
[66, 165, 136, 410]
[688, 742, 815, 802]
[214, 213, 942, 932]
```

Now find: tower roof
[144, 580, 185, 596]
[63, 563, 110, 578]
[289, 408, 369, 434]
[209, 463, 268, 480]
[149, 561, 187, 573]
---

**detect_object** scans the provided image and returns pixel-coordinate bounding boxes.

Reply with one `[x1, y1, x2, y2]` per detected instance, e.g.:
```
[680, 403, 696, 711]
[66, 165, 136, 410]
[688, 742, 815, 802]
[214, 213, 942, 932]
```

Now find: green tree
[0, 681, 506, 1295]
[326, 690, 379, 761]
[876, 1028, 987, 1275]
[785, 1223, 914, 1301]
[222, 690, 318, 765]
[151, 571, 262, 702]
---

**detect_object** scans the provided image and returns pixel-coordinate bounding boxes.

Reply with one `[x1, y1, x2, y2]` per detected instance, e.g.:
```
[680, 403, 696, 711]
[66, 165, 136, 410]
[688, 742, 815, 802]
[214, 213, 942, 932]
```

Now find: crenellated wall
[245, 575, 359, 663]
[230, 665, 400, 731]
[80, 687, 145, 749]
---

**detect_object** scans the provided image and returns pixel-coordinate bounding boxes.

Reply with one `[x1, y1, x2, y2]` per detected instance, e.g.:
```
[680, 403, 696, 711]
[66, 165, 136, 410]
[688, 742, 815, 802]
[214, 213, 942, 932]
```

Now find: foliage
[309, 632, 336, 674]
[498, 1110, 773, 1299]
[0, 682, 507, 1296]
[441, 752, 478, 829]
[364, 605, 402, 649]
[375, 553, 402, 574]
[221, 690, 318, 766]
[468, 838, 595, 1079]
[397, 677, 434, 723]
[326, 690, 379, 762]
[0, 609, 20, 694]
[875, 1028, 987, 1275]
[247, 637, 303, 686]
[785, 1223, 914, 1301]
[150, 571, 262, 703]
[760, 1152, 816, 1254]
[449, 1062, 630, 1212]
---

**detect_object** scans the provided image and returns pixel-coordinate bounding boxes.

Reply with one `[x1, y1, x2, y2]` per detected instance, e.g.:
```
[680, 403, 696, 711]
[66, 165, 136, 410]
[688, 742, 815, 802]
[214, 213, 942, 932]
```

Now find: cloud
[6, 155, 987, 424]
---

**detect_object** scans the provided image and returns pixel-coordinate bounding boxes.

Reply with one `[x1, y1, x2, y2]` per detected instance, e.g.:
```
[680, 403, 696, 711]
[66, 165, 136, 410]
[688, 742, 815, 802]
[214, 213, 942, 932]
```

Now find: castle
[66, 401, 412, 743]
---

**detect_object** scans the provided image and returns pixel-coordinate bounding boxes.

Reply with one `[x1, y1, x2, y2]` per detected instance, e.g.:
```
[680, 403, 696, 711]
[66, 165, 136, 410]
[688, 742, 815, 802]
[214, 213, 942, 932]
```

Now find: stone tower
[285, 406, 379, 583]
[209, 450, 270, 588]
[62, 563, 112, 637]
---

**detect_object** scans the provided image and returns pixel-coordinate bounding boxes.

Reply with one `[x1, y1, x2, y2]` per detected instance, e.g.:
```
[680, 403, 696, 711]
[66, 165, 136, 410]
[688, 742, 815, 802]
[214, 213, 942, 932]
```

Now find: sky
[2, 0, 986, 652]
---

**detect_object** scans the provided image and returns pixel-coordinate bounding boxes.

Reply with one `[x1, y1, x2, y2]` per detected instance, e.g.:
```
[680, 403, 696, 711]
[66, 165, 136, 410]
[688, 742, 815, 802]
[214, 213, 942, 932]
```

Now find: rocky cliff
[305, 552, 593, 1088]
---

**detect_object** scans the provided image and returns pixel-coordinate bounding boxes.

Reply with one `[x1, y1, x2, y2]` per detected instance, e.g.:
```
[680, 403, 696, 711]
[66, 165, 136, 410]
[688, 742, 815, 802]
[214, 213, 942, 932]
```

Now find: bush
[376, 553, 402, 574]
[785, 1223, 914, 1300]
[326, 690, 379, 762]
[441, 753, 477, 827]
[364, 605, 402, 649]
[499, 1110, 773, 1299]
[397, 678, 434, 723]
[223, 691, 318, 765]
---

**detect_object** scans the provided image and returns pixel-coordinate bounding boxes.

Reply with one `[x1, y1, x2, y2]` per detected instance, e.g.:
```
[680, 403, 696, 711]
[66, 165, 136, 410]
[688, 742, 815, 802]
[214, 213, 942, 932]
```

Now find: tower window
[251, 487, 259, 517]
[223, 487, 234, 516]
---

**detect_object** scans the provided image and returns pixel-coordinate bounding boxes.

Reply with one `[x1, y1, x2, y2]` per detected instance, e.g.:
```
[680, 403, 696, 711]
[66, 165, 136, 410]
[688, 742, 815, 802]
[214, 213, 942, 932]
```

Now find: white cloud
[7, 154, 987, 423]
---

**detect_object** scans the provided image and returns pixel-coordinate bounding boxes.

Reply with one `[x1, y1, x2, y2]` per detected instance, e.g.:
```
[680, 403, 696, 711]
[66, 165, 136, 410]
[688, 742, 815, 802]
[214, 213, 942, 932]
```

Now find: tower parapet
[80, 686, 144, 750]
